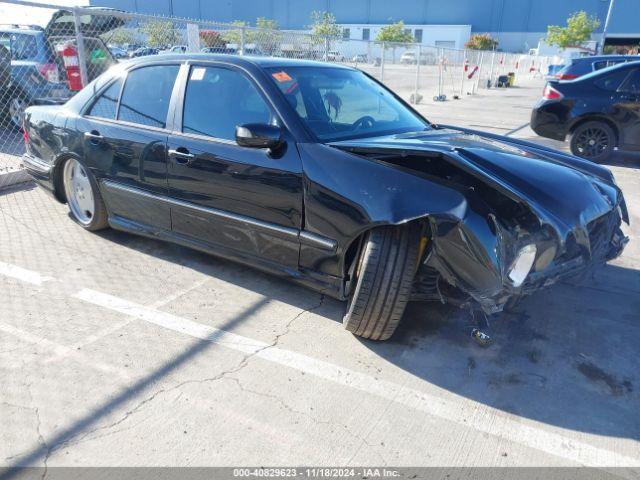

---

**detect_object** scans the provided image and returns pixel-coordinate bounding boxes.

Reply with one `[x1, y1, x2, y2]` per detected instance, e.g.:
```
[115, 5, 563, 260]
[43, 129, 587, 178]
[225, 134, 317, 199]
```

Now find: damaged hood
[329, 127, 627, 240]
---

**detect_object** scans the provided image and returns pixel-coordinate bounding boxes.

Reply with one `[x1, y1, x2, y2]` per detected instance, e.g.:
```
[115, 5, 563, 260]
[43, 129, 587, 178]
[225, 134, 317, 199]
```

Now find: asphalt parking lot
[1, 78, 639, 470]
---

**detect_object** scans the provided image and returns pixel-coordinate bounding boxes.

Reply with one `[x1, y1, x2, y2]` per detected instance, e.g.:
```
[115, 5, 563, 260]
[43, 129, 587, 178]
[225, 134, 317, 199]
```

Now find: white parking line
[2, 264, 639, 468]
[0, 321, 131, 380]
[0, 261, 54, 285]
[74, 288, 639, 468]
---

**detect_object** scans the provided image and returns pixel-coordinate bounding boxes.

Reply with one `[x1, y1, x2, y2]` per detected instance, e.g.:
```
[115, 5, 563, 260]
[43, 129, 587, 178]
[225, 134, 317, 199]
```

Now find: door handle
[84, 130, 103, 143]
[168, 148, 195, 165]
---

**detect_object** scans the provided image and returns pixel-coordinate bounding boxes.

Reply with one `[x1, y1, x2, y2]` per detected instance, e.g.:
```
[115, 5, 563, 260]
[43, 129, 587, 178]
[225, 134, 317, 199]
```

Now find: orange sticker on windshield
[272, 71, 292, 82]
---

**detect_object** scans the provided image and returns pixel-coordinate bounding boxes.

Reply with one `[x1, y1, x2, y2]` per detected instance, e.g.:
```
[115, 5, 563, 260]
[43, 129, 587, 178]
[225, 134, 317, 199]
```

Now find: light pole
[600, 0, 615, 54]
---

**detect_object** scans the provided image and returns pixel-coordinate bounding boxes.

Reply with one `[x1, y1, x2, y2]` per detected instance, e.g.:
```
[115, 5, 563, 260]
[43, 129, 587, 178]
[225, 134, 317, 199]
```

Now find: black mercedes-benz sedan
[531, 61, 640, 162]
[23, 54, 629, 341]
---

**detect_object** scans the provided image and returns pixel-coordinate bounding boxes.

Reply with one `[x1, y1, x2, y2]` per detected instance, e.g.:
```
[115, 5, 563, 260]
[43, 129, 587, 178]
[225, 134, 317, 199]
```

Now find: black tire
[570, 121, 615, 162]
[343, 224, 421, 341]
[61, 158, 109, 231]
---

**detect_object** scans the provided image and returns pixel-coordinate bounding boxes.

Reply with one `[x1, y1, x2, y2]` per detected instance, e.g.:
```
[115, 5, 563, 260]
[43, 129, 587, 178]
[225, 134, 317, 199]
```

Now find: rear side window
[620, 69, 640, 94]
[182, 66, 272, 140]
[0, 32, 38, 60]
[87, 78, 123, 119]
[594, 68, 631, 91]
[118, 65, 179, 128]
[594, 60, 623, 71]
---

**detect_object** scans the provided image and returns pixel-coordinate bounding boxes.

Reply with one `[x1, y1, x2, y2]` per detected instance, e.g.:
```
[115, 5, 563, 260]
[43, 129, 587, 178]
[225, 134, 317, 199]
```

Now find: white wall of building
[339, 24, 472, 50]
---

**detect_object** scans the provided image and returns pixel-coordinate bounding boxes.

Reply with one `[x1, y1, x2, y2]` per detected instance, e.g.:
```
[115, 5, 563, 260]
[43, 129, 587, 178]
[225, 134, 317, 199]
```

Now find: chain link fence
[0, 0, 554, 186]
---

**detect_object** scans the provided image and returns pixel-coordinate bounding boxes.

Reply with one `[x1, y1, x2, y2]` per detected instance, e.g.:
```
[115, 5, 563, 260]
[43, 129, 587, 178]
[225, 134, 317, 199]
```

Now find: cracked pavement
[1, 79, 639, 470]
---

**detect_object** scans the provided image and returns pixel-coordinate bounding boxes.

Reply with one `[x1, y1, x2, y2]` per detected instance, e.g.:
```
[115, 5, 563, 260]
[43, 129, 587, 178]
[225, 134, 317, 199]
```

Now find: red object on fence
[464, 58, 469, 72]
[467, 65, 479, 79]
[61, 44, 83, 91]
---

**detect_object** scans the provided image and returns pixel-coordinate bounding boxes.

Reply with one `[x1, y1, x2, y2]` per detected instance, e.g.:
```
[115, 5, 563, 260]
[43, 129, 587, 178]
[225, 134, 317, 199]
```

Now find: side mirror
[236, 123, 283, 150]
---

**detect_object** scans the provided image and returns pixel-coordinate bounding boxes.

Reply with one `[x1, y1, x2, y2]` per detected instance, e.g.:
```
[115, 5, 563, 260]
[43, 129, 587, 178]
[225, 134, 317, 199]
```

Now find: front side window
[182, 66, 272, 140]
[118, 65, 179, 128]
[87, 77, 123, 119]
[267, 66, 428, 142]
[362, 28, 370, 41]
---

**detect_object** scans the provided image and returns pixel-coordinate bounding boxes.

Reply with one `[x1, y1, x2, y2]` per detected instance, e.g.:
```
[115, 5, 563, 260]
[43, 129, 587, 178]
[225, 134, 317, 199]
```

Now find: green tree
[309, 11, 342, 40]
[464, 33, 498, 50]
[222, 20, 247, 46]
[254, 17, 283, 54]
[375, 21, 414, 43]
[141, 20, 180, 47]
[375, 21, 413, 63]
[546, 11, 600, 49]
[308, 11, 342, 59]
[105, 27, 135, 46]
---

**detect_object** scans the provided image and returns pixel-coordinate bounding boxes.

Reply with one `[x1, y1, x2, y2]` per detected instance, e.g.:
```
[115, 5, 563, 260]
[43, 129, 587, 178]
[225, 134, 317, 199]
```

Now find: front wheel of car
[570, 121, 615, 162]
[343, 224, 421, 341]
[62, 158, 109, 231]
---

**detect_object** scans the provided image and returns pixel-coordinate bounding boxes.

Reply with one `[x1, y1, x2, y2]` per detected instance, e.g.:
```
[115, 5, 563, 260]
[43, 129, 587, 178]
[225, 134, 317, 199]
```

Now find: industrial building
[89, 0, 637, 52]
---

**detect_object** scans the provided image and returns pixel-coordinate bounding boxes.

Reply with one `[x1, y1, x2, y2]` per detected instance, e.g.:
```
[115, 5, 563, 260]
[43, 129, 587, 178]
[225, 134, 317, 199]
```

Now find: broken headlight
[508, 244, 537, 287]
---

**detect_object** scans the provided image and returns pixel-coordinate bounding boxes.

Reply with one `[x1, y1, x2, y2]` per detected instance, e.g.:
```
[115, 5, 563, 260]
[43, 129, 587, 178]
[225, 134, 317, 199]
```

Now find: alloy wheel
[63, 159, 95, 226]
[574, 127, 610, 159]
[9, 97, 28, 129]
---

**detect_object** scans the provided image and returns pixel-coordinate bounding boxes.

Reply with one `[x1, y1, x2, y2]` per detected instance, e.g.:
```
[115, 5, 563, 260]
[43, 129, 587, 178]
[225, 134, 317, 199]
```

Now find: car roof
[0, 27, 42, 35]
[570, 59, 640, 82]
[124, 53, 355, 70]
[572, 55, 638, 63]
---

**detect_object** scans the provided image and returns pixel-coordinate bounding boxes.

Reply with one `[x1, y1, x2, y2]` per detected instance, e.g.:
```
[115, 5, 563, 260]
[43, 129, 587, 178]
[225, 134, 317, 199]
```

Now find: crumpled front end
[413, 191, 629, 315]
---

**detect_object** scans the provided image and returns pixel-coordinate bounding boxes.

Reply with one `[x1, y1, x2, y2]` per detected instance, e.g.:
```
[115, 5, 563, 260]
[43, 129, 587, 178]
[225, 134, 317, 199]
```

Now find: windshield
[266, 66, 429, 142]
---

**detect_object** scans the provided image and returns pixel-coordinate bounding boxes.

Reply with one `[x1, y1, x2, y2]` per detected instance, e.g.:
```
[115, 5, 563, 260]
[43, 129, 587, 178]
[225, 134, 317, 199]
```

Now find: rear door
[615, 68, 640, 149]
[78, 62, 181, 231]
[166, 62, 304, 267]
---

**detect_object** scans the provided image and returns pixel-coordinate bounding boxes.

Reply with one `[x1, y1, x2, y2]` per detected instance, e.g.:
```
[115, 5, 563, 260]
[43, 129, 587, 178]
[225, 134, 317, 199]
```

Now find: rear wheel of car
[62, 158, 108, 231]
[343, 224, 421, 341]
[570, 121, 615, 162]
[7, 93, 29, 129]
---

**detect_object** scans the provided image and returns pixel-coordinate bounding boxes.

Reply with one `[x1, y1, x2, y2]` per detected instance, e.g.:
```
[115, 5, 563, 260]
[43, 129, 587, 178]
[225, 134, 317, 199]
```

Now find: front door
[79, 64, 181, 231]
[166, 64, 303, 267]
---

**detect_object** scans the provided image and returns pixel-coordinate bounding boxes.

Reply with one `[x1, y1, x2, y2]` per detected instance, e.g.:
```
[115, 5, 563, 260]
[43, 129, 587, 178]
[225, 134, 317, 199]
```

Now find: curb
[0, 168, 31, 191]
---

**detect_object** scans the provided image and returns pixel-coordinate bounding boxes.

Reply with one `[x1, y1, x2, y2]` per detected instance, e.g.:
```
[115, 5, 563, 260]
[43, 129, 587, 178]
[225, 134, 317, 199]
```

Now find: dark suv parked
[1, 9, 121, 128]
[531, 61, 640, 161]
[555, 55, 638, 80]
[0, 24, 69, 127]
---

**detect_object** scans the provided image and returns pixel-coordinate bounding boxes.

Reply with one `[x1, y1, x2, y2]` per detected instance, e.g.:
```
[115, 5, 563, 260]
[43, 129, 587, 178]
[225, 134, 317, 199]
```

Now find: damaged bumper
[416, 207, 629, 314]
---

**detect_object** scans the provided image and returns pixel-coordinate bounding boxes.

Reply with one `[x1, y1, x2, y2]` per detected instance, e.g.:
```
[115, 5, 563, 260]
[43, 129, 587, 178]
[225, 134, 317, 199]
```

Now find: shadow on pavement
[95, 228, 640, 441]
[4, 214, 638, 475]
[363, 262, 640, 440]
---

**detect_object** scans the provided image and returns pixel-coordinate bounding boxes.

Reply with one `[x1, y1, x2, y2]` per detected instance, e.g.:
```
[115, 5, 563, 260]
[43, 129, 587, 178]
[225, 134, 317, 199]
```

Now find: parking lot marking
[0, 321, 131, 380]
[1, 262, 638, 468]
[73, 287, 640, 468]
[0, 261, 54, 285]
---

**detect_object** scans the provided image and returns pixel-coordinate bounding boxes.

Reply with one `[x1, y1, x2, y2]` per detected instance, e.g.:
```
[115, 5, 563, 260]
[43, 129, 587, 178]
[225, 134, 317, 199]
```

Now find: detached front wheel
[343, 224, 421, 341]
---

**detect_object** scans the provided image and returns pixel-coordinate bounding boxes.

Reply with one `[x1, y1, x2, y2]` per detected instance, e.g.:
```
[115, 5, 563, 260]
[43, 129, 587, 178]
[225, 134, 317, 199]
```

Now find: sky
[0, 0, 89, 26]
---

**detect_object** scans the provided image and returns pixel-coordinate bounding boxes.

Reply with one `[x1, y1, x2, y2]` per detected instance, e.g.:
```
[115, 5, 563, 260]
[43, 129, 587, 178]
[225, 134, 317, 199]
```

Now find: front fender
[298, 143, 470, 278]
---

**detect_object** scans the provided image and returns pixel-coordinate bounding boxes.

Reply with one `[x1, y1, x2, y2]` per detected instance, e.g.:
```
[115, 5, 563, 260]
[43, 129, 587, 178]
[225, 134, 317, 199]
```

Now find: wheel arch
[51, 152, 83, 203]
[341, 216, 433, 295]
[569, 115, 620, 146]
